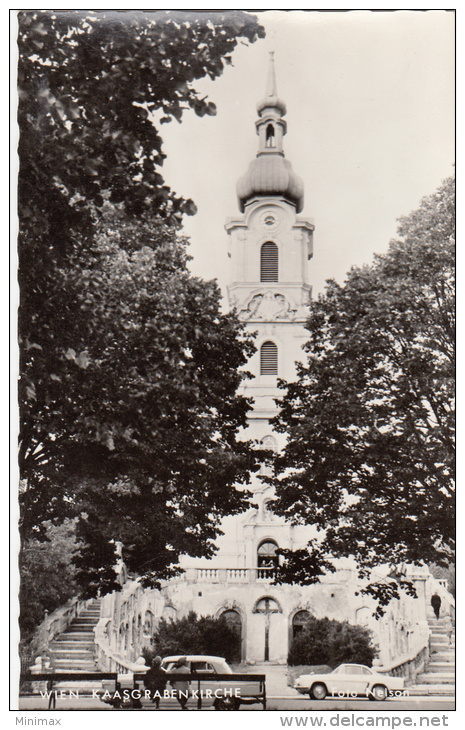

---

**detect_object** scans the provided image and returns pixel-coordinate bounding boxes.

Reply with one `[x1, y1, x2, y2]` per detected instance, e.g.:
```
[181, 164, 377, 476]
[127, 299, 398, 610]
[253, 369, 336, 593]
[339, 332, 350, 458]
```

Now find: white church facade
[98, 57, 453, 672]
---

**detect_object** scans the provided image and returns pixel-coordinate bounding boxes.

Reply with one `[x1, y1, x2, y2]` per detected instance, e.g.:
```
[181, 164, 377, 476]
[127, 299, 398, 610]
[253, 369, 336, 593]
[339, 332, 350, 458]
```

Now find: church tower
[226, 52, 314, 468]
[100, 55, 438, 671]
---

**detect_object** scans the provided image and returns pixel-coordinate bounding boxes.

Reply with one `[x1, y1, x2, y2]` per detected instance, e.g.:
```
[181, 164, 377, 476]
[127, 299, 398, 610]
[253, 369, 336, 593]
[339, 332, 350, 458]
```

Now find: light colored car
[294, 663, 405, 701]
[100, 654, 265, 710]
[160, 655, 265, 710]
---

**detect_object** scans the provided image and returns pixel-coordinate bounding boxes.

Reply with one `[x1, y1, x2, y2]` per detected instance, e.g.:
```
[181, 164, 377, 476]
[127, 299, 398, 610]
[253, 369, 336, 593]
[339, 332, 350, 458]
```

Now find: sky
[156, 9, 455, 301]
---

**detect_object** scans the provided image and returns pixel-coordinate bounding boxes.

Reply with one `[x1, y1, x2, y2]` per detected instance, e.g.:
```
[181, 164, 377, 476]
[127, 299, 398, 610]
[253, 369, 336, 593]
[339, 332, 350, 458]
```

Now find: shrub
[147, 611, 241, 664]
[288, 616, 377, 667]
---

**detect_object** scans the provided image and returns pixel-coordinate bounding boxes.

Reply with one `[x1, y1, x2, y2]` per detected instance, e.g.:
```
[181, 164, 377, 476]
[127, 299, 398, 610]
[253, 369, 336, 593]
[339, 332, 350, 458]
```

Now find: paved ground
[14, 696, 456, 712]
[15, 665, 455, 713]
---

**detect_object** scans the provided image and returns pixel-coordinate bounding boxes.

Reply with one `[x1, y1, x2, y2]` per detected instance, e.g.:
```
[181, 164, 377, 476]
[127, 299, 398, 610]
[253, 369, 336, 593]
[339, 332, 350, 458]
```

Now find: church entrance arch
[220, 609, 242, 663]
[291, 610, 312, 639]
[253, 596, 282, 662]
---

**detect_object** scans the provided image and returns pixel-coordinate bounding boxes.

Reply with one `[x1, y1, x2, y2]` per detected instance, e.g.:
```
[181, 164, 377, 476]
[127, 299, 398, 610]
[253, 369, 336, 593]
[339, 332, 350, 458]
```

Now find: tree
[20, 211, 259, 595]
[18, 10, 264, 227]
[288, 616, 377, 667]
[19, 519, 82, 639]
[148, 611, 241, 664]
[272, 176, 455, 599]
[17, 10, 265, 594]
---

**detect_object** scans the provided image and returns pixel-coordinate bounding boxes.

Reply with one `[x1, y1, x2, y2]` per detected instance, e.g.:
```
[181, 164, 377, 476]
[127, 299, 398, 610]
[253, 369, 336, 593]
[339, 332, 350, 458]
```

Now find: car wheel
[216, 697, 239, 711]
[310, 683, 328, 700]
[370, 684, 388, 701]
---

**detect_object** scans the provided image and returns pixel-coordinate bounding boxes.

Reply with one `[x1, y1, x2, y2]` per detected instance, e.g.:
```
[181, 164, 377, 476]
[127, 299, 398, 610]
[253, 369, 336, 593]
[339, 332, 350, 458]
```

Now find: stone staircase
[410, 608, 455, 696]
[48, 599, 102, 694]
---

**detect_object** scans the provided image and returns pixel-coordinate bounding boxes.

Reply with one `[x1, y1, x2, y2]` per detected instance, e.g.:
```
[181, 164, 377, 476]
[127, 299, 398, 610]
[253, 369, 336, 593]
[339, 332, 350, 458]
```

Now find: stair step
[50, 644, 94, 659]
[428, 622, 454, 630]
[50, 650, 95, 660]
[430, 651, 455, 661]
[409, 685, 455, 696]
[51, 641, 95, 651]
[41, 602, 102, 677]
[52, 661, 97, 670]
[431, 647, 455, 655]
[428, 627, 452, 635]
[427, 662, 455, 672]
[70, 618, 99, 625]
[59, 634, 95, 642]
[416, 673, 455, 684]
[430, 635, 454, 644]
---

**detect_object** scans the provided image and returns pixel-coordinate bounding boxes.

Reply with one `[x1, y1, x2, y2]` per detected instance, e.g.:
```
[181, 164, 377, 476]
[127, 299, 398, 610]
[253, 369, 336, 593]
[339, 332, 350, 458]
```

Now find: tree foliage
[18, 10, 264, 228]
[20, 211, 260, 595]
[17, 10, 265, 595]
[19, 519, 82, 639]
[272, 176, 455, 592]
[148, 611, 241, 664]
[288, 616, 377, 667]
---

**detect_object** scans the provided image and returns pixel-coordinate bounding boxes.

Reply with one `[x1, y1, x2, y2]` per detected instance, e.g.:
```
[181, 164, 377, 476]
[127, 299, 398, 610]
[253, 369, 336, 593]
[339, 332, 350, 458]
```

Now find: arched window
[260, 435, 277, 451]
[260, 242, 278, 282]
[259, 435, 277, 477]
[144, 610, 154, 634]
[260, 341, 278, 375]
[266, 123, 275, 148]
[257, 539, 279, 569]
[292, 610, 312, 638]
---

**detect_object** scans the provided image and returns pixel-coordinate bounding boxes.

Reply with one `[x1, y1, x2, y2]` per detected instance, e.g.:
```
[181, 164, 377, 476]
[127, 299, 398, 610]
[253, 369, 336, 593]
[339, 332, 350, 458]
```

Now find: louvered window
[260, 242, 278, 282]
[260, 341, 278, 375]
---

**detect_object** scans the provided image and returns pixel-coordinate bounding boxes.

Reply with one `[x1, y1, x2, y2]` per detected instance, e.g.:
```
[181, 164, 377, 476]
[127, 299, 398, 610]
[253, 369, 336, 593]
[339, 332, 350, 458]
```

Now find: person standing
[431, 593, 441, 619]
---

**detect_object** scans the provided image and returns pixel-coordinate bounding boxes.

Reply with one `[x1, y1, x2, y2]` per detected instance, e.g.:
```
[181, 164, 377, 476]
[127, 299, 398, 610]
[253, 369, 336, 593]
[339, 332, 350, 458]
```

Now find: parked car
[294, 663, 405, 701]
[99, 654, 265, 710]
[160, 655, 265, 710]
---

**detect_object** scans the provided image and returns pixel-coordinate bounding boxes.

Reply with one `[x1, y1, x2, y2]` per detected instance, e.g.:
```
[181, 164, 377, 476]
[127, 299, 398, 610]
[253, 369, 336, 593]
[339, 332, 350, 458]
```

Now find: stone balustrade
[94, 616, 148, 673]
[29, 596, 94, 662]
[376, 619, 430, 684]
[192, 567, 277, 583]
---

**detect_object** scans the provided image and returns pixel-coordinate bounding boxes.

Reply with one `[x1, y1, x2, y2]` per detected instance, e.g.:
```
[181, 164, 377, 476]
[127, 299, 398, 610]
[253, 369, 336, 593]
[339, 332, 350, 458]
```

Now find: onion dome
[236, 52, 304, 214]
[237, 156, 304, 213]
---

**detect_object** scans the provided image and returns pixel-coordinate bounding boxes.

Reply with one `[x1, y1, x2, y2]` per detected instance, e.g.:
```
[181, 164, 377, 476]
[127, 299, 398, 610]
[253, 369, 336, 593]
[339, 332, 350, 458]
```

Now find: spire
[236, 54, 304, 213]
[265, 51, 277, 98]
[257, 51, 287, 117]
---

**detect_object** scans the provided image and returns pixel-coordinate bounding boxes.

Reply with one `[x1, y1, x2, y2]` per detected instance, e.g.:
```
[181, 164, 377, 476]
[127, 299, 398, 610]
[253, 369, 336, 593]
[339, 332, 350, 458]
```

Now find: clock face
[260, 210, 281, 231]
